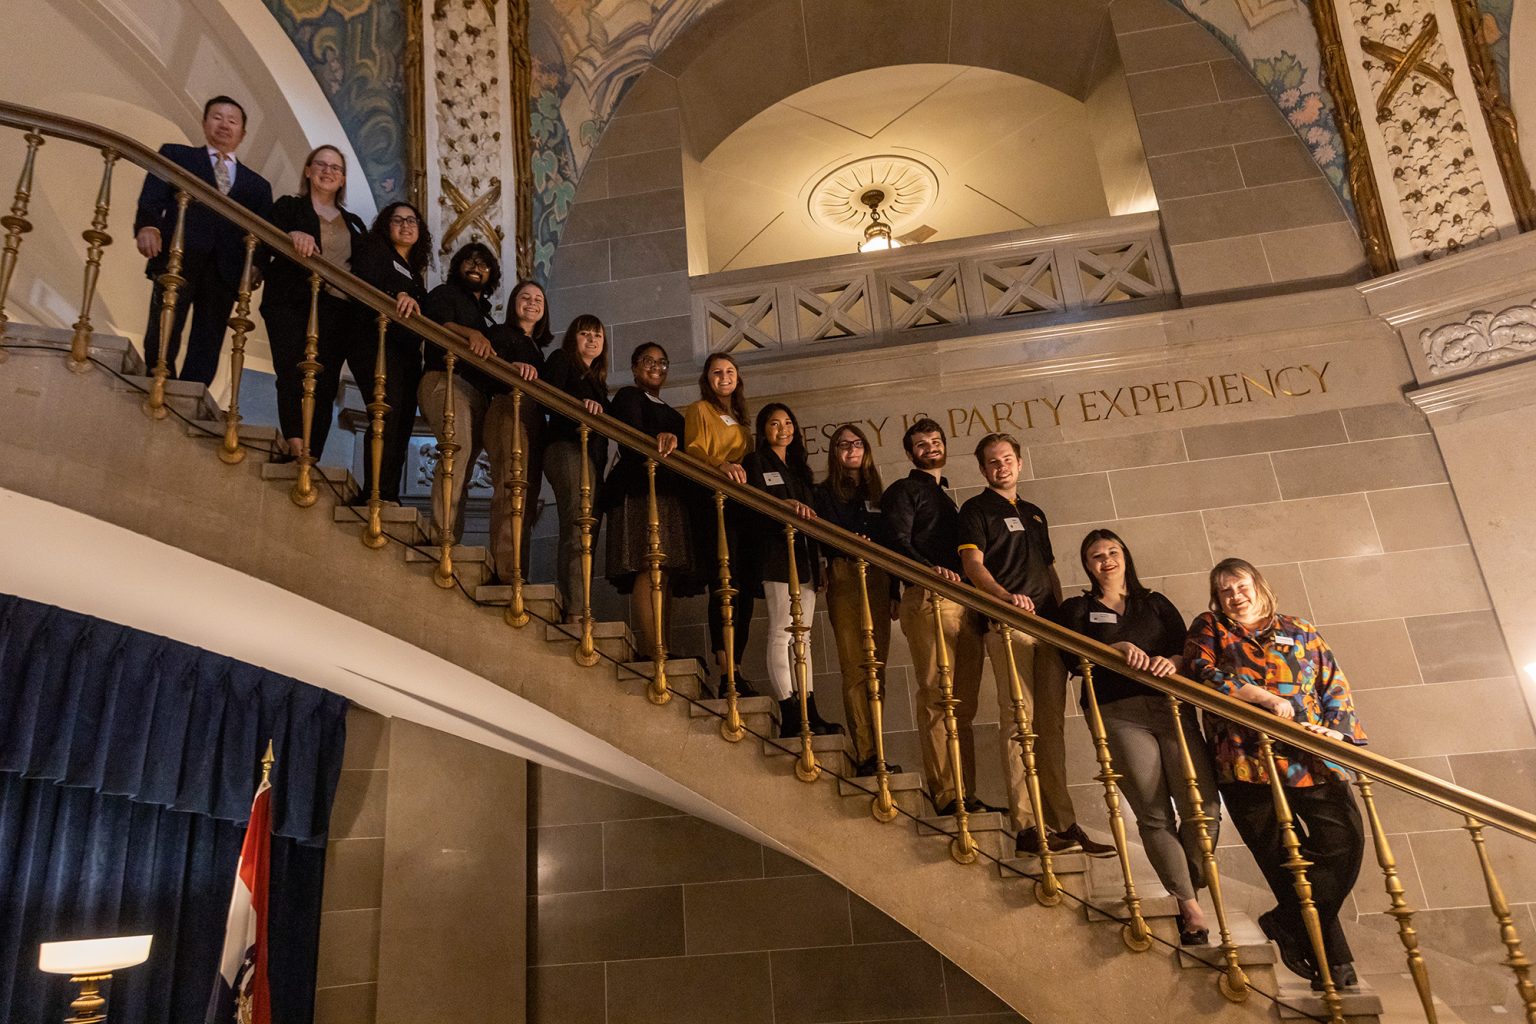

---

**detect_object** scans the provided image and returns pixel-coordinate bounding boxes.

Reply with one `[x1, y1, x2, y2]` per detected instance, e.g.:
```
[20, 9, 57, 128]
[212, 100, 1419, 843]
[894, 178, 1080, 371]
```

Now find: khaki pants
[419, 375, 523, 581]
[825, 559, 893, 764]
[898, 585, 983, 811]
[977, 614, 1075, 833]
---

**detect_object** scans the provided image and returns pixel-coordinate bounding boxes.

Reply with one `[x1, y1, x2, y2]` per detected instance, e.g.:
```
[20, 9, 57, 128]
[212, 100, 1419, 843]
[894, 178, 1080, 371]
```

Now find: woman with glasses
[540, 314, 610, 617]
[814, 423, 900, 774]
[348, 201, 432, 504]
[260, 144, 368, 463]
[600, 343, 694, 653]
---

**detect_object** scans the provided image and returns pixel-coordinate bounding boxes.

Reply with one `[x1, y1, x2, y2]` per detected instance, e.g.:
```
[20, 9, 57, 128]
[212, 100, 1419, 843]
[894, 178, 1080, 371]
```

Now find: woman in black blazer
[260, 144, 367, 462]
[348, 201, 432, 504]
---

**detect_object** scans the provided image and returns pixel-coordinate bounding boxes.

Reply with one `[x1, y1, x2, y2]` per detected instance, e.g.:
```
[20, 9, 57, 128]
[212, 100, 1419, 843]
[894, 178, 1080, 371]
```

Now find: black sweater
[260, 193, 366, 312]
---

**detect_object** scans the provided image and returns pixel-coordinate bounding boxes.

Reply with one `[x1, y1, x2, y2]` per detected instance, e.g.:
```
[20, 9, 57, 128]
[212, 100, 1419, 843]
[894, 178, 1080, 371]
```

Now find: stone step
[402, 544, 491, 587]
[1274, 977, 1383, 1020]
[3, 322, 140, 372]
[1173, 912, 1277, 970]
[762, 732, 852, 759]
[187, 418, 284, 448]
[259, 460, 360, 501]
[474, 583, 564, 622]
[617, 659, 705, 701]
[836, 771, 925, 798]
[331, 504, 424, 526]
[689, 696, 780, 720]
[917, 810, 1011, 836]
[544, 619, 635, 663]
[995, 850, 1090, 880]
[112, 374, 220, 420]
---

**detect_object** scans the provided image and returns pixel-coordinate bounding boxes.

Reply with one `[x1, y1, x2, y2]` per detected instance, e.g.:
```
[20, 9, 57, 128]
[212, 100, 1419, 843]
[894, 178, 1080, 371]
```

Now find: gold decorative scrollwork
[1360, 14, 1454, 114]
[439, 176, 504, 256]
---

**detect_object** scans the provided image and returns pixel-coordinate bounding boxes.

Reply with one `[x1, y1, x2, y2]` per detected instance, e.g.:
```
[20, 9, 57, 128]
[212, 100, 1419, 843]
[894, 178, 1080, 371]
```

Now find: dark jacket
[600, 386, 684, 512]
[133, 142, 273, 284]
[260, 194, 367, 313]
[541, 349, 610, 467]
[351, 235, 428, 352]
[744, 448, 819, 586]
[421, 281, 514, 399]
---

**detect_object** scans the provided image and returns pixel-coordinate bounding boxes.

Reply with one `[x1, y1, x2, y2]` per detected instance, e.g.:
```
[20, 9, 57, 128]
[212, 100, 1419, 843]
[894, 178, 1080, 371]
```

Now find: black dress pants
[346, 328, 421, 503]
[1221, 779, 1364, 966]
[263, 294, 365, 462]
[142, 252, 239, 387]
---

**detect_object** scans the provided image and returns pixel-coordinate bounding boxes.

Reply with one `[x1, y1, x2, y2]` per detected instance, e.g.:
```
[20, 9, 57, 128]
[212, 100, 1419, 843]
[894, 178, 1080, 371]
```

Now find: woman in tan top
[260, 144, 368, 462]
[684, 353, 759, 696]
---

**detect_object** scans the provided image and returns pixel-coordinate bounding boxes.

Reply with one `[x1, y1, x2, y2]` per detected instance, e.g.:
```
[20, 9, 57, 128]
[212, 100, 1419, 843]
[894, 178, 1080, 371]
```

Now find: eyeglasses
[834, 440, 865, 451]
[310, 161, 345, 174]
[462, 256, 491, 269]
[639, 357, 669, 370]
[389, 215, 419, 227]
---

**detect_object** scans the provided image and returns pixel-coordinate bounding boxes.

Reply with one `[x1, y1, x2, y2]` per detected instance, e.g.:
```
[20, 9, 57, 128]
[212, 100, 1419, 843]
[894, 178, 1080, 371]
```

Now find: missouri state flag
[206, 754, 274, 1024]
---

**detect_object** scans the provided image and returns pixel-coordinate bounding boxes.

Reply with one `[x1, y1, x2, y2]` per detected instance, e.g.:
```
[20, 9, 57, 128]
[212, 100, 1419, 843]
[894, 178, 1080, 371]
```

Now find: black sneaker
[1055, 823, 1117, 858]
[1312, 962, 1358, 991]
[1014, 825, 1076, 856]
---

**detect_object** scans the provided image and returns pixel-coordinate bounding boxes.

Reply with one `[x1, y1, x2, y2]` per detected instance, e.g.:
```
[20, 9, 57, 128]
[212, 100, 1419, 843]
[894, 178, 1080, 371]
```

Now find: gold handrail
[6, 99, 1536, 846]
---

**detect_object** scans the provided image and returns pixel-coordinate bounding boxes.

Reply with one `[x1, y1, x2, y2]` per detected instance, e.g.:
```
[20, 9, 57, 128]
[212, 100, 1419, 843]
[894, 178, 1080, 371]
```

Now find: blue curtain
[0, 594, 348, 1024]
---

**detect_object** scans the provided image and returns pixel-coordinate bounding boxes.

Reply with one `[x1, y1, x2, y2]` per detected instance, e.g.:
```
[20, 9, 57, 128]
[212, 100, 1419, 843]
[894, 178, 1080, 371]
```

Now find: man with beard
[880, 419, 991, 816]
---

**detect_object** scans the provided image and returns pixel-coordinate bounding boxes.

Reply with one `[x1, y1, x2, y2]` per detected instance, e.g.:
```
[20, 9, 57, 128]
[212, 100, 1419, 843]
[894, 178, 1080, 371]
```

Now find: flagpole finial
[260, 740, 275, 785]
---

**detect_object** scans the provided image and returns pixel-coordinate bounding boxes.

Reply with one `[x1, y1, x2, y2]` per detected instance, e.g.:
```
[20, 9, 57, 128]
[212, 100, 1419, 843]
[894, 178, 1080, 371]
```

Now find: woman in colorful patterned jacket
[1186, 557, 1367, 993]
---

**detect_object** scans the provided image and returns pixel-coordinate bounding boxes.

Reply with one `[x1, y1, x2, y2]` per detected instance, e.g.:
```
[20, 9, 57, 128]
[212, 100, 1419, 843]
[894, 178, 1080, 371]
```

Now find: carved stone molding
[1420, 299, 1536, 375]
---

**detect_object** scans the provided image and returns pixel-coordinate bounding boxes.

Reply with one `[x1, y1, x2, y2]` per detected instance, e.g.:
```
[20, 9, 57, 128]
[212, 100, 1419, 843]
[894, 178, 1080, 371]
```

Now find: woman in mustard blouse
[685, 353, 757, 696]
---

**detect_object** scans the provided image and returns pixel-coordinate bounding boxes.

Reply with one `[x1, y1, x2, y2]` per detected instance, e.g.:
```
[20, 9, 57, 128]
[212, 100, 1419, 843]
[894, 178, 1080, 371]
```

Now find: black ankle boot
[805, 692, 844, 736]
[777, 698, 803, 739]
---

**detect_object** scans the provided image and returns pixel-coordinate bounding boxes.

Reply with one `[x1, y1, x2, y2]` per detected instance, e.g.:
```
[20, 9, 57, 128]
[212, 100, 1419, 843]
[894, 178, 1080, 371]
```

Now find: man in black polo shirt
[881, 419, 987, 816]
[958, 432, 1112, 857]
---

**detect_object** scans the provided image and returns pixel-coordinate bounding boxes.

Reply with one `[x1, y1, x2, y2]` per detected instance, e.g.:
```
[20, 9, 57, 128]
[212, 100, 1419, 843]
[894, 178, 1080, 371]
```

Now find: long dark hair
[698, 352, 748, 425]
[448, 241, 501, 296]
[756, 402, 812, 485]
[824, 423, 882, 503]
[559, 313, 608, 388]
[509, 279, 553, 348]
[1079, 529, 1149, 599]
[368, 201, 433, 275]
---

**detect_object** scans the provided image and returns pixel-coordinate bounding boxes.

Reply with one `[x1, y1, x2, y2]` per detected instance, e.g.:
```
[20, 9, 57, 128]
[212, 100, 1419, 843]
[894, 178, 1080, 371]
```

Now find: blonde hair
[1208, 557, 1276, 623]
[299, 145, 347, 204]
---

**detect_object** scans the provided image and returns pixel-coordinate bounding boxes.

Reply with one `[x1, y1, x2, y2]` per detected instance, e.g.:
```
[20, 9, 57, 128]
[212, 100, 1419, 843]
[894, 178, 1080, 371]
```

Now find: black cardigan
[260, 193, 366, 312]
[599, 386, 684, 511]
[541, 349, 610, 467]
[350, 235, 427, 350]
[743, 448, 819, 586]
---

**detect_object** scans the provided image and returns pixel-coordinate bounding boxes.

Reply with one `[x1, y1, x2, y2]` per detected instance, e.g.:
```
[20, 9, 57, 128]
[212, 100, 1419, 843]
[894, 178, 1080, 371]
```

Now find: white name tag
[864, 501, 880, 513]
[1089, 611, 1118, 624]
[644, 391, 666, 404]
[1273, 635, 1296, 648]
[763, 471, 785, 486]
[1003, 516, 1025, 532]
[393, 260, 412, 276]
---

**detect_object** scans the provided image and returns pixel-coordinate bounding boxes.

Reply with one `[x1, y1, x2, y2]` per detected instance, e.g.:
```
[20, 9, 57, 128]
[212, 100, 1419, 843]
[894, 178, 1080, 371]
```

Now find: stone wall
[526, 763, 1025, 1024]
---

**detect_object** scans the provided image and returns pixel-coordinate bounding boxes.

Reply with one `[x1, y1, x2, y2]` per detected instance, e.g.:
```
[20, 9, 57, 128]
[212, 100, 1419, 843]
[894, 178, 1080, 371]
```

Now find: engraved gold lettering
[1177, 379, 1209, 410]
[1306, 361, 1331, 393]
[1079, 391, 1101, 422]
[1153, 381, 1174, 413]
[992, 402, 1022, 434]
[1241, 372, 1274, 401]
[867, 416, 888, 447]
[1219, 373, 1244, 405]
[1129, 384, 1152, 416]
[1274, 366, 1310, 397]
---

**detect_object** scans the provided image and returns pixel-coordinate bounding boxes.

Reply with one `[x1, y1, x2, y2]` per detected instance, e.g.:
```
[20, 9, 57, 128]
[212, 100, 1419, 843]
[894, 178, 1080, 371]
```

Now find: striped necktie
[212, 153, 232, 195]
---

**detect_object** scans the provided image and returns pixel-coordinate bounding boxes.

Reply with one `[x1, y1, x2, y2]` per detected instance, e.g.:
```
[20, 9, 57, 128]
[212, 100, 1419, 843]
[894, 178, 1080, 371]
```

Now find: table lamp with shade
[38, 935, 153, 1024]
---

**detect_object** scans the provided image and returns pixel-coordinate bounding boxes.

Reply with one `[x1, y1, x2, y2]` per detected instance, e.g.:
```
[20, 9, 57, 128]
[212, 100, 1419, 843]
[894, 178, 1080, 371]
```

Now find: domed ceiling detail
[807, 155, 940, 234]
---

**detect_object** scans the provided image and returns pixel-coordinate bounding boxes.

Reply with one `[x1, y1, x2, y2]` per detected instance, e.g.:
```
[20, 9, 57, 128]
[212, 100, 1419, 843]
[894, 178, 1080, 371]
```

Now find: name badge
[1089, 611, 1118, 624]
[1273, 635, 1296, 648]
[763, 471, 785, 486]
[644, 391, 666, 404]
[393, 260, 412, 276]
[1003, 516, 1025, 532]
[864, 501, 880, 513]
[720, 415, 737, 427]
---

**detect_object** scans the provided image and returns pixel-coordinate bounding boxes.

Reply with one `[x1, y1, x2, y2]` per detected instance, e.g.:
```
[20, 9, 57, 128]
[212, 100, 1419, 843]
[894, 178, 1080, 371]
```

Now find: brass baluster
[1001, 625, 1061, 906]
[643, 459, 669, 704]
[68, 148, 118, 372]
[290, 273, 323, 507]
[1166, 695, 1247, 1001]
[1257, 733, 1344, 1024]
[362, 312, 390, 547]
[0, 130, 44, 362]
[218, 235, 258, 465]
[785, 523, 819, 783]
[856, 558, 897, 823]
[933, 595, 977, 865]
[1080, 657, 1152, 951]
[1355, 776, 1434, 1021]
[574, 423, 599, 666]
[504, 386, 530, 627]
[715, 491, 743, 740]
[143, 191, 189, 419]
[1465, 815, 1536, 1022]
[433, 352, 459, 588]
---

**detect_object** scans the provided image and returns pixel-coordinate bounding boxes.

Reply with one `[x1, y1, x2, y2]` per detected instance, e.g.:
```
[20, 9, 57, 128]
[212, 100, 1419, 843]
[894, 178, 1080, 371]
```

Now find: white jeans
[763, 581, 816, 700]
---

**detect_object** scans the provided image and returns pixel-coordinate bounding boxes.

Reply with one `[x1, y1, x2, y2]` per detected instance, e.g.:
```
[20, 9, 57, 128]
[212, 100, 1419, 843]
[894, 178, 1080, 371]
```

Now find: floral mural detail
[1252, 51, 1347, 195]
[262, 0, 409, 208]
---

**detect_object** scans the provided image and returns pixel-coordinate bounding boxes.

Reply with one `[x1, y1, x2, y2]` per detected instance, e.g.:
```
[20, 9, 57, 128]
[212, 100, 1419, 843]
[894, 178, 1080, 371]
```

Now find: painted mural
[262, 0, 410, 209]
[525, 0, 1355, 278]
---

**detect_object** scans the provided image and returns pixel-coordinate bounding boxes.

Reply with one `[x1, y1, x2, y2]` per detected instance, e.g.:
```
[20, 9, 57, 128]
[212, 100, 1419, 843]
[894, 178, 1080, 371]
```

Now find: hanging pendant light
[857, 189, 902, 253]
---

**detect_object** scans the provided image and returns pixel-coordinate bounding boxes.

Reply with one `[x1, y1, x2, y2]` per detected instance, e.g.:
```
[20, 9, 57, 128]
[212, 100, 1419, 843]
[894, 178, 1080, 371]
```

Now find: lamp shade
[38, 935, 153, 975]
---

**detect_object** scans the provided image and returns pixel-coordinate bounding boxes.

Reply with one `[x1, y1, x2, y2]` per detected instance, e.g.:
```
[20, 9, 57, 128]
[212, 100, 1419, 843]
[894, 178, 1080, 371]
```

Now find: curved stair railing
[4, 100, 1536, 1024]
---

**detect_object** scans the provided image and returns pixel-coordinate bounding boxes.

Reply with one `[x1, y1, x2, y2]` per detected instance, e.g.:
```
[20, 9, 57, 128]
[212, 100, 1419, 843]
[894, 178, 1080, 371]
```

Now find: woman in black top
[260, 144, 367, 462]
[600, 343, 695, 655]
[1055, 529, 1219, 945]
[540, 314, 610, 618]
[348, 201, 431, 504]
[483, 279, 553, 581]
[417, 243, 537, 568]
[744, 402, 839, 738]
[813, 423, 901, 775]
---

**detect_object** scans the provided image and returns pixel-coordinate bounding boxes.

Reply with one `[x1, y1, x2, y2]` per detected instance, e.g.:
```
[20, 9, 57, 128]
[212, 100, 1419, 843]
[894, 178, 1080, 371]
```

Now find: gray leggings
[1099, 695, 1221, 901]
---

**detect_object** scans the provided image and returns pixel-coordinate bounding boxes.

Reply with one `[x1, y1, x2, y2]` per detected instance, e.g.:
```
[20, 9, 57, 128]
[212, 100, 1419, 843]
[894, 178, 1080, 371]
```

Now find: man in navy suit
[133, 96, 274, 388]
